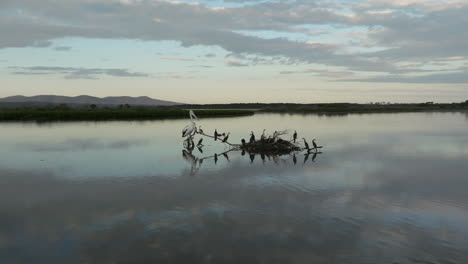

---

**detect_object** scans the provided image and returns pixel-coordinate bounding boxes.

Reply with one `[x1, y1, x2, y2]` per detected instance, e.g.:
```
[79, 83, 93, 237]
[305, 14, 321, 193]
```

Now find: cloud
[0, 0, 467, 82]
[10, 66, 149, 79]
[279, 68, 355, 79]
[225, 59, 248, 67]
[345, 70, 468, 83]
[159, 56, 196, 61]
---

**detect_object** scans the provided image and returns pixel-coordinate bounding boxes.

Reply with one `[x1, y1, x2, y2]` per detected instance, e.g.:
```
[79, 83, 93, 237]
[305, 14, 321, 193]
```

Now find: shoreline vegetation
[0, 101, 467, 121]
[179, 101, 468, 114]
[0, 108, 254, 121]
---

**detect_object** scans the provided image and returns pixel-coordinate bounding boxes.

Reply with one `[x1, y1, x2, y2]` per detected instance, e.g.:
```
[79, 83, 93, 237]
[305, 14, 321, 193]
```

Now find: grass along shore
[0, 108, 254, 121]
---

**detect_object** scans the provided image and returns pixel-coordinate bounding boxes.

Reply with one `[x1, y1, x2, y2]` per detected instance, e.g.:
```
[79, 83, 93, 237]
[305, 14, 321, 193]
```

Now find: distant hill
[0, 95, 182, 107]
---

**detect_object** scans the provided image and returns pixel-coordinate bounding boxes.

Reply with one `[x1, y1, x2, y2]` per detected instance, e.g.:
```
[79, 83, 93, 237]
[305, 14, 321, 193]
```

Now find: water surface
[1, 112, 468, 263]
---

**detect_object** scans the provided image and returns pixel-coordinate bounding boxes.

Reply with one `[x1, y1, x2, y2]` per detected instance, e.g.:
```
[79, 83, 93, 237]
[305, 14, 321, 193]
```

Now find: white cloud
[0, 0, 467, 83]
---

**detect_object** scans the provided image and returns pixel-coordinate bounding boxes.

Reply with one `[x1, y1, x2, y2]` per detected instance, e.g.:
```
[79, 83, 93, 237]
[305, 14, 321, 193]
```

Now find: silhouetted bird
[303, 138, 310, 150]
[241, 139, 246, 146]
[312, 139, 322, 149]
[222, 133, 230, 143]
[293, 130, 297, 143]
[198, 126, 204, 135]
[260, 129, 266, 141]
[312, 139, 318, 149]
[197, 138, 203, 147]
[214, 129, 219, 141]
[250, 131, 255, 143]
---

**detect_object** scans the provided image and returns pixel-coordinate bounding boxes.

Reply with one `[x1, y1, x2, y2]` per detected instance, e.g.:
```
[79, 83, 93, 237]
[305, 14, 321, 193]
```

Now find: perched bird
[214, 129, 219, 141]
[197, 138, 203, 147]
[241, 139, 246, 146]
[182, 110, 198, 137]
[260, 129, 266, 141]
[293, 130, 297, 143]
[272, 131, 279, 143]
[250, 131, 256, 143]
[222, 132, 230, 143]
[182, 120, 196, 138]
[199, 126, 204, 135]
[303, 138, 310, 150]
[312, 139, 322, 149]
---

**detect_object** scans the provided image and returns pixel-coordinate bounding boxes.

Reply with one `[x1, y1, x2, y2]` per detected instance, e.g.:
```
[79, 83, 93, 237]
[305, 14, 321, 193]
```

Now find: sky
[1, 0, 468, 104]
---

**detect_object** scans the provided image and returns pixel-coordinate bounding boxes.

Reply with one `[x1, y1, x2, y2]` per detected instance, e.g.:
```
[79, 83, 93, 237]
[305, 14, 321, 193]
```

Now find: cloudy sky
[1, 0, 468, 103]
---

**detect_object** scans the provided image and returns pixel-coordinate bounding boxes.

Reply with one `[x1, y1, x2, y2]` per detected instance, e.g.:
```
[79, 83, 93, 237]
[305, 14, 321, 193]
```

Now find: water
[1, 112, 468, 263]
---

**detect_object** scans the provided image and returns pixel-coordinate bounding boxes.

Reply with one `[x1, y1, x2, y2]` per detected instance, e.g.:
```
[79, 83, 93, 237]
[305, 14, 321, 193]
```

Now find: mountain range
[0, 95, 181, 106]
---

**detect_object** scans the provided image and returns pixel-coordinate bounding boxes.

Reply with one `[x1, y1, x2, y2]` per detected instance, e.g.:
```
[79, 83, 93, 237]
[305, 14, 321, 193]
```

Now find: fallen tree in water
[181, 111, 323, 174]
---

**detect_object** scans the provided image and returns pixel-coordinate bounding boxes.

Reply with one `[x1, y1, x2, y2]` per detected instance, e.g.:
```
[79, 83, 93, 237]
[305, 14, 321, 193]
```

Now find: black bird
[197, 138, 203, 147]
[293, 130, 297, 143]
[293, 154, 297, 164]
[250, 131, 255, 143]
[241, 139, 246, 146]
[199, 126, 204, 135]
[214, 153, 218, 164]
[223, 152, 230, 161]
[303, 138, 310, 150]
[214, 129, 218, 141]
[260, 129, 266, 141]
[222, 133, 230, 143]
[312, 139, 318, 149]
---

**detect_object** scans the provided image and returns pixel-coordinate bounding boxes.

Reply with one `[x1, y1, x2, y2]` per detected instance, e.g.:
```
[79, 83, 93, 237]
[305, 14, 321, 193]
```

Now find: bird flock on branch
[181, 110, 323, 175]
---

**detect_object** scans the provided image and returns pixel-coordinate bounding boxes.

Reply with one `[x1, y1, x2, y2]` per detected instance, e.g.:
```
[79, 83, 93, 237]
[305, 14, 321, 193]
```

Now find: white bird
[182, 110, 198, 137]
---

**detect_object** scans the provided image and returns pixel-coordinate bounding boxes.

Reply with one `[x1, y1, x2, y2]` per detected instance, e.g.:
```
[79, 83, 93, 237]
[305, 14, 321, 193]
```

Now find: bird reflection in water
[181, 144, 323, 176]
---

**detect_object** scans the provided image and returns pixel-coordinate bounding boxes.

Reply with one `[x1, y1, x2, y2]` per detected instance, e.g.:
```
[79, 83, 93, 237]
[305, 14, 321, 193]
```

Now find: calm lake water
[1, 112, 468, 263]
